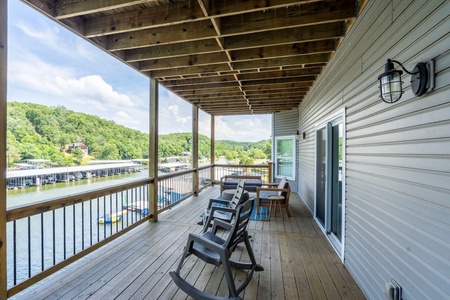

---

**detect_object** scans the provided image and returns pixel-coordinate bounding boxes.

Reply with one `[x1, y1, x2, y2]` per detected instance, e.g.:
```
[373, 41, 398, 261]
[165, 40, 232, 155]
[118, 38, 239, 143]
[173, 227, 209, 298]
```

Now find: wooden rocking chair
[170, 199, 264, 300]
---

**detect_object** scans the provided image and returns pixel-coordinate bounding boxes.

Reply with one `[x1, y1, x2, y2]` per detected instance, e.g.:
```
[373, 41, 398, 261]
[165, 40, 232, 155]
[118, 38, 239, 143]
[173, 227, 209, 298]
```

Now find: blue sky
[6, 0, 271, 142]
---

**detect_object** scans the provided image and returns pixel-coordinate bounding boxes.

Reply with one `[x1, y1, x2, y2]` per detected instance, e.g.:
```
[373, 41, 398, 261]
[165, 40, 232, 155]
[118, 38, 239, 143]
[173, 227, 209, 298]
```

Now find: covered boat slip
[12, 186, 365, 300]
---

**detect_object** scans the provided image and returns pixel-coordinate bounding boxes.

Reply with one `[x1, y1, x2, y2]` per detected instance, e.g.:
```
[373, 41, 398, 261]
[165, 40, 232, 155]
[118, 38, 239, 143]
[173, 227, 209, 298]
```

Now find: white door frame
[314, 107, 346, 261]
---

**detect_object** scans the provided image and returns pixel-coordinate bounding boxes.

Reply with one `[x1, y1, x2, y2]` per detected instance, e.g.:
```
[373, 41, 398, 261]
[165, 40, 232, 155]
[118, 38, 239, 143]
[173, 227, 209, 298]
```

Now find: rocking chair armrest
[256, 187, 289, 193]
[212, 218, 233, 233]
[209, 206, 237, 216]
[207, 198, 230, 208]
[187, 232, 225, 253]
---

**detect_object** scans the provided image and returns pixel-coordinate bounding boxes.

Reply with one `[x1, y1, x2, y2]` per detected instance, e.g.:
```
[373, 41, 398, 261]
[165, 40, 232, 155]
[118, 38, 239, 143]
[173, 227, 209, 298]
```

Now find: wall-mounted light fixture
[296, 130, 306, 140]
[378, 58, 435, 103]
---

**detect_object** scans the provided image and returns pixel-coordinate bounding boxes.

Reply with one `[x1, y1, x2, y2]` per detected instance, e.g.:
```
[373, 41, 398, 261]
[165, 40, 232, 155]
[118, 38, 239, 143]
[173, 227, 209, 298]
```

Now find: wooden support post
[0, 0, 7, 297]
[192, 105, 199, 195]
[149, 78, 159, 222]
[210, 115, 215, 184]
[268, 161, 273, 183]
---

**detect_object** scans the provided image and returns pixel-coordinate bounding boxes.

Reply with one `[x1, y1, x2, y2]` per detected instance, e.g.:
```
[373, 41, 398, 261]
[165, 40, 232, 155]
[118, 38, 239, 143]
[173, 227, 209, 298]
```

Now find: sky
[6, 0, 272, 142]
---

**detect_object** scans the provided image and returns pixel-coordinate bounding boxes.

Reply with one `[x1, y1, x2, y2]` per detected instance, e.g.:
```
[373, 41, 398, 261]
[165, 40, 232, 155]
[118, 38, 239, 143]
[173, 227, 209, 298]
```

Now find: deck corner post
[210, 115, 215, 185]
[192, 105, 199, 195]
[0, 0, 7, 297]
[268, 161, 273, 182]
[149, 78, 159, 222]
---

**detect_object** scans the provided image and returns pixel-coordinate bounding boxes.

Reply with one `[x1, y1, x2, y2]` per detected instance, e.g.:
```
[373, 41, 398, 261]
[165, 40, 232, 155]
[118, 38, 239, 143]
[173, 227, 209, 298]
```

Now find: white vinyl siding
[295, 1, 450, 299]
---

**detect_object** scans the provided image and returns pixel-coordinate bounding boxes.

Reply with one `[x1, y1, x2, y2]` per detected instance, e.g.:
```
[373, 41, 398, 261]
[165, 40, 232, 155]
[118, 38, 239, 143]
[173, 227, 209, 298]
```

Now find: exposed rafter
[25, 0, 361, 115]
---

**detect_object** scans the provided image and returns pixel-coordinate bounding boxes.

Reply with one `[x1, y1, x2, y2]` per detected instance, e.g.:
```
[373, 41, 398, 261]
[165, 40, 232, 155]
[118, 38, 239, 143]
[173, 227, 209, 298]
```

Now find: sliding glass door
[314, 110, 345, 258]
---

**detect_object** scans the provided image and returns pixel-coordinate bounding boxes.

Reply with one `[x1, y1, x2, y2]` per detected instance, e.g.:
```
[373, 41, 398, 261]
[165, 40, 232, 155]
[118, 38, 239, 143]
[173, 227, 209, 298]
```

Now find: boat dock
[6, 162, 144, 189]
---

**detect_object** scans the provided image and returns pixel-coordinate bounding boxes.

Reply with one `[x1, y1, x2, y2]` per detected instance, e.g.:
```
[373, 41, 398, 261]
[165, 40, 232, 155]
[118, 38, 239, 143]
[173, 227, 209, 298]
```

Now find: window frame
[274, 135, 296, 180]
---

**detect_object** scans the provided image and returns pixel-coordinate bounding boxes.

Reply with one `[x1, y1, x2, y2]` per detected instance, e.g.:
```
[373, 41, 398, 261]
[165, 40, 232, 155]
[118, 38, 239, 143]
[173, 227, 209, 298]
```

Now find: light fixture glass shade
[379, 72, 403, 103]
[378, 59, 404, 103]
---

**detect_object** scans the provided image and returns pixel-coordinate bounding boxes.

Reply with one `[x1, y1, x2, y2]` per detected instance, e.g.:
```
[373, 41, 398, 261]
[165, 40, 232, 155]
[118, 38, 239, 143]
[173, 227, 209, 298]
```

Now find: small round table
[267, 195, 285, 220]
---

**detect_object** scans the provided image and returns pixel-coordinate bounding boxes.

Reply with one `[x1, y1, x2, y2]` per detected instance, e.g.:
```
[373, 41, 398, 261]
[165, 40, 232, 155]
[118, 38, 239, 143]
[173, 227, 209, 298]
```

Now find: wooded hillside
[7, 102, 270, 167]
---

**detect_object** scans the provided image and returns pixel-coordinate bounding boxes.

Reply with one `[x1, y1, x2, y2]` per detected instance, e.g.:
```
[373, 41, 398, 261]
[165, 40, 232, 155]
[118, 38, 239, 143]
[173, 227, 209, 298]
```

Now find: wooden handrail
[7, 178, 153, 222]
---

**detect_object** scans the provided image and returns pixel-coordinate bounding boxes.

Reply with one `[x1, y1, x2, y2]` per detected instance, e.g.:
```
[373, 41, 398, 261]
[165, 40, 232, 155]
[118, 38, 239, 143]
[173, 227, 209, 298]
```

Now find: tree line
[7, 102, 271, 167]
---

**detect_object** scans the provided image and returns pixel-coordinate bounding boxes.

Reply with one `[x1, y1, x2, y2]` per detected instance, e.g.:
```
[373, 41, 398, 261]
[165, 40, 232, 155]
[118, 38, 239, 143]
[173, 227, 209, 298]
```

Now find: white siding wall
[296, 0, 450, 299]
[273, 109, 299, 191]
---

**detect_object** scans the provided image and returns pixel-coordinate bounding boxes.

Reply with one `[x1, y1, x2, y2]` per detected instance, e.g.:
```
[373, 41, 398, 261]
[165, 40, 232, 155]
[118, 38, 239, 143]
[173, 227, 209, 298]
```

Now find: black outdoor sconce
[378, 58, 435, 103]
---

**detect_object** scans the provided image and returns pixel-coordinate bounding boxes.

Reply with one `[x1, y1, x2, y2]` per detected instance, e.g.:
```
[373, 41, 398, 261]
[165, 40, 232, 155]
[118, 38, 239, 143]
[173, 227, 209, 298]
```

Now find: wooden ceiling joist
[24, 0, 363, 115]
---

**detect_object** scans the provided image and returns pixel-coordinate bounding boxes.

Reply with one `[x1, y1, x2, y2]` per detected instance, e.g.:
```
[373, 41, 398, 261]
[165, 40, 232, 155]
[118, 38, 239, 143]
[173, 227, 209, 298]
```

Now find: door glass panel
[315, 127, 326, 226]
[330, 123, 343, 241]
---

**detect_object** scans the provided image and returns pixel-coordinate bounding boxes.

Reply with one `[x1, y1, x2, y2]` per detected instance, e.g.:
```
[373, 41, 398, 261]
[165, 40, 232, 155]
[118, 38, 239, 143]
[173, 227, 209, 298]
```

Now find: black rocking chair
[170, 199, 264, 300]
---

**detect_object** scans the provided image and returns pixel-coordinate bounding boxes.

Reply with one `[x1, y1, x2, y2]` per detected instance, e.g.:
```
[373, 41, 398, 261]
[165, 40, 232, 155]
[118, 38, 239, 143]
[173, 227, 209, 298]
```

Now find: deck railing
[157, 169, 195, 212]
[4, 163, 269, 298]
[213, 163, 271, 183]
[6, 178, 153, 297]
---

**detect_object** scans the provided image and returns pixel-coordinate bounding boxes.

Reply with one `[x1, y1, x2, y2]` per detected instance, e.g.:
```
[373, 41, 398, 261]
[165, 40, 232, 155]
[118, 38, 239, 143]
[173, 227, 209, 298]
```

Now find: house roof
[26, 0, 366, 115]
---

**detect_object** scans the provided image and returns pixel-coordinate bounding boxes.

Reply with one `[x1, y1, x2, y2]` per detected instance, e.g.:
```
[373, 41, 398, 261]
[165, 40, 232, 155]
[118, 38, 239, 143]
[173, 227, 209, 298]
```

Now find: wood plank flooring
[12, 186, 366, 300]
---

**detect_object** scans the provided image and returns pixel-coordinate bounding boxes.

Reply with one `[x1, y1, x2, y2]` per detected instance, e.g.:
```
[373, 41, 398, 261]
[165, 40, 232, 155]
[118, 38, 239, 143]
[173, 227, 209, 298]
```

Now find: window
[274, 136, 295, 180]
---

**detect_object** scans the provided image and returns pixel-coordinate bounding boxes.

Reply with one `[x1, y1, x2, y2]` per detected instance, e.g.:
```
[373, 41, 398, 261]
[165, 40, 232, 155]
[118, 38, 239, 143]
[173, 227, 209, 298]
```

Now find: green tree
[71, 147, 84, 165]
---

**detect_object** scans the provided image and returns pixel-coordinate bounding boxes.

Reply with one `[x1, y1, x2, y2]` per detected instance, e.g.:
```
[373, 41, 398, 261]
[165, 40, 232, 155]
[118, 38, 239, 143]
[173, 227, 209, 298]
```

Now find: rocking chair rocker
[170, 199, 264, 300]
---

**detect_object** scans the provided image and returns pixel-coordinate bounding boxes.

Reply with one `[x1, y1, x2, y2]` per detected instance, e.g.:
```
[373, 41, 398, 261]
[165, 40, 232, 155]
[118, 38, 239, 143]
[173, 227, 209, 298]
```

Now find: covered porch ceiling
[24, 0, 366, 115]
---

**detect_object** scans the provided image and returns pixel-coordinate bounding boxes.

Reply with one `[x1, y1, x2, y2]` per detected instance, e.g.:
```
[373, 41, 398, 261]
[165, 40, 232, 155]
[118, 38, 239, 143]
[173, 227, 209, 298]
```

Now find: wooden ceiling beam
[177, 87, 243, 96]
[139, 52, 229, 71]
[169, 81, 240, 92]
[230, 40, 335, 61]
[207, 0, 317, 16]
[244, 88, 309, 96]
[150, 63, 231, 78]
[248, 97, 303, 103]
[84, 3, 205, 37]
[243, 81, 312, 91]
[107, 20, 216, 51]
[241, 76, 316, 87]
[163, 75, 237, 87]
[54, 0, 151, 19]
[246, 92, 307, 99]
[191, 96, 247, 104]
[220, 0, 355, 36]
[232, 53, 329, 70]
[125, 39, 221, 62]
[237, 67, 321, 81]
[196, 102, 249, 108]
[224, 22, 344, 50]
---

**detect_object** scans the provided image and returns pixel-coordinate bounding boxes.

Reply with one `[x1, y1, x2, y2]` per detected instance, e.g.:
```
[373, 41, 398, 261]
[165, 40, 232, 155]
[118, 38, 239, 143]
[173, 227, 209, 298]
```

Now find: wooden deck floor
[14, 186, 365, 300]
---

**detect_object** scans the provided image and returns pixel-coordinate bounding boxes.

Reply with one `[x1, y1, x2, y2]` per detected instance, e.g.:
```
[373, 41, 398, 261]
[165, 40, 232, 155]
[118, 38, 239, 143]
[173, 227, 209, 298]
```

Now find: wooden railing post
[210, 115, 215, 184]
[192, 106, 199, 195]
[149, 78, 159, 222]
[0, 0, 7, 297]
[268, 161, 273, 182]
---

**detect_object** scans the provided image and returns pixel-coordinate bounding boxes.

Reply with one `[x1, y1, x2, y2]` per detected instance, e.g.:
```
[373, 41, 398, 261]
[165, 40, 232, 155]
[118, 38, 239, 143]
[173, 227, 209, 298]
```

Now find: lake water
[6, 171, 151, 288]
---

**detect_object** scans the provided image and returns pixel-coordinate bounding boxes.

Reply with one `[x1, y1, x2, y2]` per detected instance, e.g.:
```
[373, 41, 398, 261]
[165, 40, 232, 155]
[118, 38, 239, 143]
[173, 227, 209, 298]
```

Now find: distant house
[66, 143, 88, 156]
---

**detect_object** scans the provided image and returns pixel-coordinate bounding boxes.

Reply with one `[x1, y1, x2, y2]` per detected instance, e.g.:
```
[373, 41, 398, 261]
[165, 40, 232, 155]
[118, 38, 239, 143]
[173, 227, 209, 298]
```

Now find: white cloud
[9, 53, 134, 108]
[8, 2, 271, 140]
[214, 116, 271, 142]
[114, 111, 141, 126]
[16, 19, 60, 48]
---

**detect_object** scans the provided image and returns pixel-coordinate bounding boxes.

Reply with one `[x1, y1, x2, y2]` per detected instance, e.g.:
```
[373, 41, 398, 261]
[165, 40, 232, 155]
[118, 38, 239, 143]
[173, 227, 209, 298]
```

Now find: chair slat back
[230, 179, 246, 208]
[226, 198, 253, 252]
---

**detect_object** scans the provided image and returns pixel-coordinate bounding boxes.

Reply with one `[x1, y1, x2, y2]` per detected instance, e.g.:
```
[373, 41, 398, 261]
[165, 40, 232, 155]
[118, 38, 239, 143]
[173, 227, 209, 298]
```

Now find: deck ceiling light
[378, 58, 435, 103]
